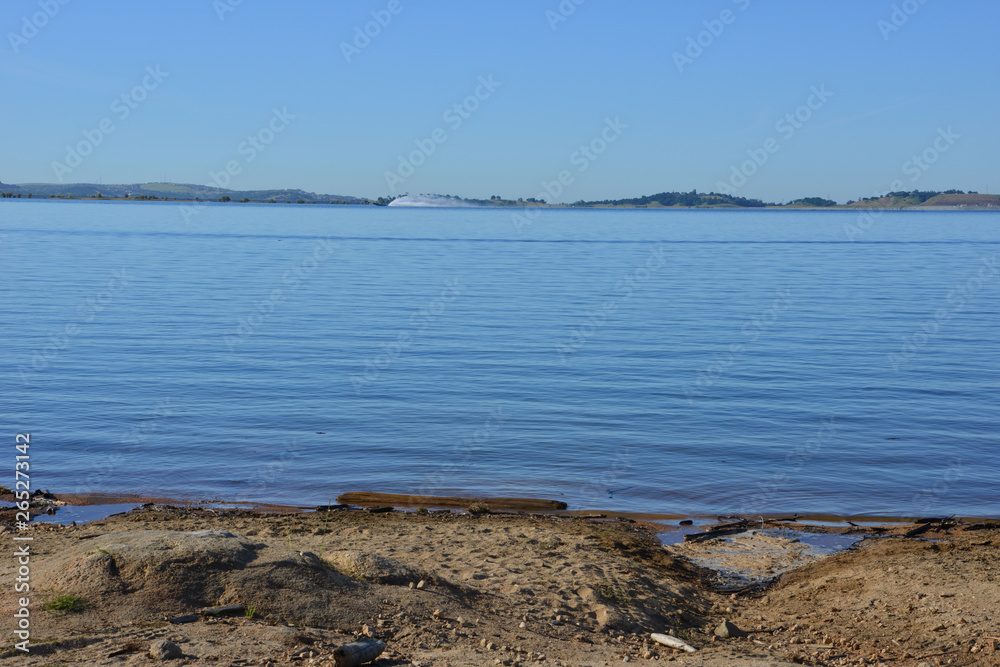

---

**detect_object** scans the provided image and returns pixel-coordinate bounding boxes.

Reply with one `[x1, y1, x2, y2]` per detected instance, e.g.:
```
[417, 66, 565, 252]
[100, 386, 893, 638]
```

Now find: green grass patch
[44, 594, 88, 614]
[599, 584, 631, 605]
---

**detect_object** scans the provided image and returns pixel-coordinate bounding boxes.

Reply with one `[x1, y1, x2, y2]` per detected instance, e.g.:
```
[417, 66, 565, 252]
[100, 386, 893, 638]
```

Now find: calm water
[2, 200, 998, 518]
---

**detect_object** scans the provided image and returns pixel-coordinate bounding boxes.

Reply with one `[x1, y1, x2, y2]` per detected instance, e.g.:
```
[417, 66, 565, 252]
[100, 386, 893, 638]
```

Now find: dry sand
[1, 501, 998, 666]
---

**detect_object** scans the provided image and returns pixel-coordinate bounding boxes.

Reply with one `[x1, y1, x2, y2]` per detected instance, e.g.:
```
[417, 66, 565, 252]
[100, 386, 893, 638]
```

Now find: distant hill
[785, 197, 837, 207]
[1, 182, 368, 204]
[846, 190, 999, 208]
[569, 190, 774, 208]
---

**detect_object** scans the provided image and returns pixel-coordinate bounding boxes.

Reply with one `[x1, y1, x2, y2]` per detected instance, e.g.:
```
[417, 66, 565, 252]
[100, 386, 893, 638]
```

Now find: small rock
[519, 621, 526, 629]
[416, 579, 426, 590]
[149, 639, 183, 660]
[432, 609, 442, 619]
[409, 582, 415, 589]
[715, 619, 747, 639]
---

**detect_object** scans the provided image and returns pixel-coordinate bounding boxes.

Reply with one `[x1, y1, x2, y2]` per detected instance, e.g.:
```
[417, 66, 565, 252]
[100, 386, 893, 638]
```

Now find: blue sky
[2, 0, 998, 203]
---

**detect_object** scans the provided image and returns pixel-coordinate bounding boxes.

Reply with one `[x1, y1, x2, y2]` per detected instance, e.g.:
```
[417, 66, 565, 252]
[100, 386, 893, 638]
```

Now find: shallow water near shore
[3, 200, 999, 518]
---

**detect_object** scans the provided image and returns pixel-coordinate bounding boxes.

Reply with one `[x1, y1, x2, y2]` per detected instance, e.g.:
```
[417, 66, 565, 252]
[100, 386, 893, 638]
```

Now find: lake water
[2, 200, 998, 518]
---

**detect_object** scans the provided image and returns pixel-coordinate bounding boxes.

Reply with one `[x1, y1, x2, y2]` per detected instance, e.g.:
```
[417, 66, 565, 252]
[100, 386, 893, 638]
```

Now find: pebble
[416, 579, 426, 590]
[149, 639, 182, 660]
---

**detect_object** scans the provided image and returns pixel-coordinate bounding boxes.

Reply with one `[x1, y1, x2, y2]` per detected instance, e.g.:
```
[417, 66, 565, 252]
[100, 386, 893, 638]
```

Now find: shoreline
[2, 498, 997, 665]
[11, 490, 999, 526]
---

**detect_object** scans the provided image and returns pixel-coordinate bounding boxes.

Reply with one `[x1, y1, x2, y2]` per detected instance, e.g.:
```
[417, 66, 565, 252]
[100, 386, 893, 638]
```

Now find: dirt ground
[1, 502, 998, 666]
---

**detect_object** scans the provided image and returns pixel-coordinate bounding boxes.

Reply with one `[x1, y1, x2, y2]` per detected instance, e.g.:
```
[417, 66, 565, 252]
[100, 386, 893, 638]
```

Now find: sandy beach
[2, 496, 998, 666]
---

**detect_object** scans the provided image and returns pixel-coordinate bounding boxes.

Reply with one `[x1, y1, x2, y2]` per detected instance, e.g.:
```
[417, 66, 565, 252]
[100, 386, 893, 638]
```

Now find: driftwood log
[198, 605, 245, 616]
[333, 639, 386, 667]
[336, 492, 567, 512]
[650, 632, 697, 652]
[683, 519, 750, 542]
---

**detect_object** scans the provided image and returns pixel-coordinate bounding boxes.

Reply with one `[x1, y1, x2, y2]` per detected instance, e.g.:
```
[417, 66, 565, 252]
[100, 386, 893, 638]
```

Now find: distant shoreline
[2, 196, 999, 211]
[3, 183, 999, 210]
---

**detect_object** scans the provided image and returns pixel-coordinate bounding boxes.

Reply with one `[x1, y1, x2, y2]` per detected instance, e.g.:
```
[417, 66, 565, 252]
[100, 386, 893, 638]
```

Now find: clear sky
[2, 0, 998, 203]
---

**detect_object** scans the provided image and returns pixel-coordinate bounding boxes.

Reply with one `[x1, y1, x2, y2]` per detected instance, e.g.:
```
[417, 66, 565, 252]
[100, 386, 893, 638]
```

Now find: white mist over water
[388, 194, 481, 207]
